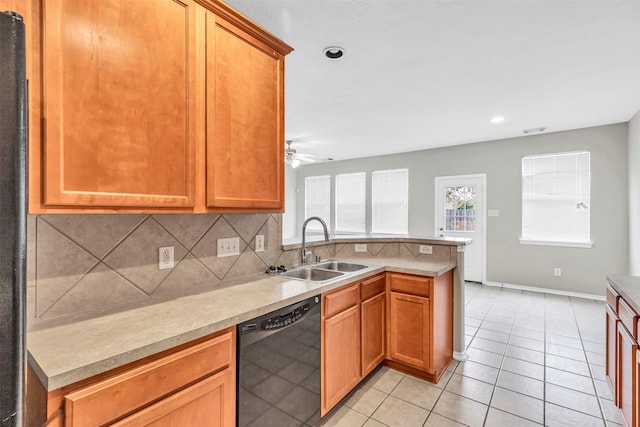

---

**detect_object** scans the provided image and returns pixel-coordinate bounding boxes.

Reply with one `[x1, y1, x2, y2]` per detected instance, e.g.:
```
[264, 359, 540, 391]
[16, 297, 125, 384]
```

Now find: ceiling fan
[285, 140, 316, 168]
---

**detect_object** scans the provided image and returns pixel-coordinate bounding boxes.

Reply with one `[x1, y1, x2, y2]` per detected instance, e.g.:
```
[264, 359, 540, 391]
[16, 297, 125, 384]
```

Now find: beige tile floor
[320, 283, 617, 426]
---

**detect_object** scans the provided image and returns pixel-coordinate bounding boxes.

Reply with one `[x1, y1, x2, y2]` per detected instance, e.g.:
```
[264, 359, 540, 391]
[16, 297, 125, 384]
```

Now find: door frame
[434, 174, 487, 283]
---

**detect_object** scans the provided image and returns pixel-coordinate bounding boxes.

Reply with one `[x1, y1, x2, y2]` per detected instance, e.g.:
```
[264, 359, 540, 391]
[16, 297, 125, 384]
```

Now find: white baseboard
[453, 351, 468, 361]
[482, 280, 605, 302]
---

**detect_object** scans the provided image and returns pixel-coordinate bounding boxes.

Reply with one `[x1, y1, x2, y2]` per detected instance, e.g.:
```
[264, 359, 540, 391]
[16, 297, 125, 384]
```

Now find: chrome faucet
[301, 216, 330, 265]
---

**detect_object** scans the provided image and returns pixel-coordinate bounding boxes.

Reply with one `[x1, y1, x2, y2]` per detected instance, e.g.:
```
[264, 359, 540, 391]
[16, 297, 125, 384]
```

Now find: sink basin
[280, 267, 344, 282]
[315, 261, 368, 272]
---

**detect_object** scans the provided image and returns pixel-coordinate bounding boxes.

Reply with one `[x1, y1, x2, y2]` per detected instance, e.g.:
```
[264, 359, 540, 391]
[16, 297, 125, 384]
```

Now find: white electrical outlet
[419, 245, 433, 254]
[217, 237, 240, 258]
[355, 244, 367, 253]
[159, 246, 174, 270]
[554, 268, 561, 277]
[255, 235, 265, 252]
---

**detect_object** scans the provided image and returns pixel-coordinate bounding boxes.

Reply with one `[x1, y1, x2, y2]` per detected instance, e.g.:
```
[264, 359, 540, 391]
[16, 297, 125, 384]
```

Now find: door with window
[435, 175, 485, 283]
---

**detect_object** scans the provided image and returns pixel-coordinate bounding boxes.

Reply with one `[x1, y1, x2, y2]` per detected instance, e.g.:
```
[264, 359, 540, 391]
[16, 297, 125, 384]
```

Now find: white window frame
[520, 151, 593, 248]
[372, 168, 409, 234]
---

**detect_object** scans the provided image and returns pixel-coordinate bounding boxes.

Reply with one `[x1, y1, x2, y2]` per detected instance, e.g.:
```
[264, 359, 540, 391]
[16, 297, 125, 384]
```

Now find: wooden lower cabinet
[112, 368, 234, 427]
[618, 325, 638, 427]
[386, 271, 454, 382]
[606, 281, 640, 427]
[322, 284, 361, 416]
[388, 292, 430, 370]
[636, 349, 640, 427]
[321, 270, 454, 417]
[30, 327, 236, 427]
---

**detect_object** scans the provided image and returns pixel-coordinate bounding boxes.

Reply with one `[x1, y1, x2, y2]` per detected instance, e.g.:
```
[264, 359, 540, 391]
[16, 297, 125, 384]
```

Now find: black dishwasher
[237, 295, 321, 427]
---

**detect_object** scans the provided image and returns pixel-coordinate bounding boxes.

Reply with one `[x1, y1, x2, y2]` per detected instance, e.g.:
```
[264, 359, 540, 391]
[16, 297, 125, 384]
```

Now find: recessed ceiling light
[489, 116, 505, 124]
[323, 46, 345, 60]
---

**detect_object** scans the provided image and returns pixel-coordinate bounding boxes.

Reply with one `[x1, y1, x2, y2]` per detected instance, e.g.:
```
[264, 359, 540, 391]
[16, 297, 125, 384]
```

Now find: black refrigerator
[0, 10, 27, 427]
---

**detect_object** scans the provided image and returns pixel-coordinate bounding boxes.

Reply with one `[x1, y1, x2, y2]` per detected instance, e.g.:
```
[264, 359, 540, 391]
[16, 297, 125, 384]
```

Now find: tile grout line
[568, 295, 610, 424]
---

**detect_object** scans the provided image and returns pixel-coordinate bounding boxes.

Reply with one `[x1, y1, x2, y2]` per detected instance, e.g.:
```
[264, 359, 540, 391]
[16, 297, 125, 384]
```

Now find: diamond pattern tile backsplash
[28, 213, 295, 322]
[26, 213, 455, 324]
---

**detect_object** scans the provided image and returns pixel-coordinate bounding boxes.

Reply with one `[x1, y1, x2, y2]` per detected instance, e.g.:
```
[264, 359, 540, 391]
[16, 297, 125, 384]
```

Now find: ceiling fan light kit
[285, 140, 318, 168]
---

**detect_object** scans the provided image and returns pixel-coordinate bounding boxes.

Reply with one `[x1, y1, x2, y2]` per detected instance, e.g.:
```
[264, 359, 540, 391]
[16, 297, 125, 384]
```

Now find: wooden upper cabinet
[41, 0, 197, 209]
[30, 0, 292, 212]
[205, 13, 285, 210]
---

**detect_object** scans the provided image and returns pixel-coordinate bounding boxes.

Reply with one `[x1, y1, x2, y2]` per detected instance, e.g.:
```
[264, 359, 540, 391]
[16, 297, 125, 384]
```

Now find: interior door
[435, 175, 485, 283]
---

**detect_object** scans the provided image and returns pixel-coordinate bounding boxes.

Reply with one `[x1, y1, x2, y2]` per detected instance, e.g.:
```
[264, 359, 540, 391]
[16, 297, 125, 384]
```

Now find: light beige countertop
[27, 257, 454, 391]
[607, 274, 640, 314]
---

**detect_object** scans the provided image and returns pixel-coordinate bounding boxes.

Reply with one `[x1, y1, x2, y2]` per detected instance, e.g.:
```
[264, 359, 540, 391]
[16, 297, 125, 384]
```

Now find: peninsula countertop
[28, 257, 455, 391]
[607, 274, 640, 314]
[282, 234, 472, 250]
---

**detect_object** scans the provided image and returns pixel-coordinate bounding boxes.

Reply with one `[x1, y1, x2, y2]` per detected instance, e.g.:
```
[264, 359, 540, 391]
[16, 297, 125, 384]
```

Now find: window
[304, 175, 331, 231]
[372, 169, 408, 234]
[335, 172, 366, 233]
[521, 151, 592, 247]
[444, 186, 476, 232]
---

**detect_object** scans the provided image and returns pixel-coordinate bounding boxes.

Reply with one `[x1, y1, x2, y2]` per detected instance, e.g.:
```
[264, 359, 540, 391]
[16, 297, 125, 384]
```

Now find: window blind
[335, 172, 366, 233]
[521, 151, 591, 246]
[304, 175, 331, 231]
[372, 169, 408, 234]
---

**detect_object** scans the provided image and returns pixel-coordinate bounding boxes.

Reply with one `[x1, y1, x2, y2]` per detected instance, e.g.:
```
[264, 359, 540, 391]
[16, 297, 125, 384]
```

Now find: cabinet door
[617, 324, 638, 427]
[112, 368, 234, 427]
[636, 349, 640, 427]
[389, 292, 430, 370]
[606, 304, 619, 403]
[322, 305, 361, 415]
[361, 292, 385, 377]
[42, 0, 197, 208]
[206, 13, 284, 210]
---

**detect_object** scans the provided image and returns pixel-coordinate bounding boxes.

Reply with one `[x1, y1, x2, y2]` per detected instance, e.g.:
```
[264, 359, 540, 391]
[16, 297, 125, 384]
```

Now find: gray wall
[629, 111, 640, 275]
[283, 164, 298, 239]
[294, 124, 629, 296]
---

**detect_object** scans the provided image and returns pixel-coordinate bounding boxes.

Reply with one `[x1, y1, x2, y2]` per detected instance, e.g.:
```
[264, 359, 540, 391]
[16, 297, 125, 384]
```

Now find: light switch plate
[255, 235, 264, 252]
[488, 210, 499, 217]
[217, 237, 240, 258]
[355, 244, 367, 253]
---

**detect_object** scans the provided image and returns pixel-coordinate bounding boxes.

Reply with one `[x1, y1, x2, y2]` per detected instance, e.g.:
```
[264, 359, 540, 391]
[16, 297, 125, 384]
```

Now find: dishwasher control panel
[262, 303, 309, 330]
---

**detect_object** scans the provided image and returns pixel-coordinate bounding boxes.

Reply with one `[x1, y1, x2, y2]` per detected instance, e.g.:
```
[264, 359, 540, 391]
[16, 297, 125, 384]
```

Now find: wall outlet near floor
[159, 246, 174, 270]
[217, 237, 240, 257]
[355, 244, 367, 253]
[255, 235, 265, 252]
[554, 268, 562, 277]
[419, 245, 433, 254]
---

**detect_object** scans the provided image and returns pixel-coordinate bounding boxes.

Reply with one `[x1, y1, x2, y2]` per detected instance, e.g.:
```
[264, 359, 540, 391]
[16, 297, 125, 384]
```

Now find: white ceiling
[225, 0, 640, 163]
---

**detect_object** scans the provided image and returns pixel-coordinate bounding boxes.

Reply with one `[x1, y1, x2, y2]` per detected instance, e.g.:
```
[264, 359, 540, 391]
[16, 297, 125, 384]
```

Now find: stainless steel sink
[279, 267, 344, 282]
[315, 261, 368, 272]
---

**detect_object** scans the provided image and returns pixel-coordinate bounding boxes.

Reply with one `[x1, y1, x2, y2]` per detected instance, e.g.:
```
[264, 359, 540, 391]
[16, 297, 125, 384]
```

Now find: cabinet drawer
[361, 274, 385, 301]
[389, 273, 431, 297]
[619, 298, 639, 339]
[65, 329, 234, 427]
[607, 284, 620, 312]
[324, 283, 359, 318]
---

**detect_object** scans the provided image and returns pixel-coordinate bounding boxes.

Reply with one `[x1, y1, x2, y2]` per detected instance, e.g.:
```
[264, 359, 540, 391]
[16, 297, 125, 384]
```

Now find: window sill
[519, 239, 593, 249]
